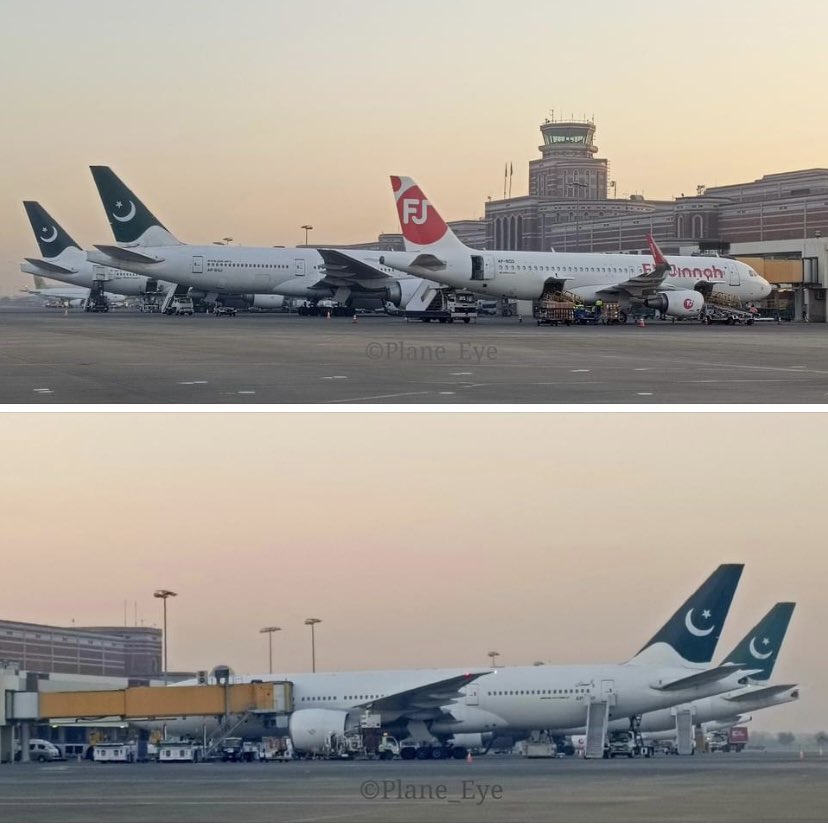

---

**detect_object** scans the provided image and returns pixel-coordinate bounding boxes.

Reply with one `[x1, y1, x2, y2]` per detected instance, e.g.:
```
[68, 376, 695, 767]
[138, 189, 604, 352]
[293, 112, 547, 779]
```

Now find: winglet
[646, 233, 669, 269]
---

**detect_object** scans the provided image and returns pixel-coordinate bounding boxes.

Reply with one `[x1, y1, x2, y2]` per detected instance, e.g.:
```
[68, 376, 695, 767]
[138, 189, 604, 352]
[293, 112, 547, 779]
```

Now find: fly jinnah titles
[641, 262, 727, 281]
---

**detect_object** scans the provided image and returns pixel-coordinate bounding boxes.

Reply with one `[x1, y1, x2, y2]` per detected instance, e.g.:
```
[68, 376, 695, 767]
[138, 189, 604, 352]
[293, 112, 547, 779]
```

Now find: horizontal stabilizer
[93, 244, 162, 264]
[23, 257, 76, 275]
[724, 683, 798, 704]
[656, 664, 749, 692]
[408, 253, 446, 270]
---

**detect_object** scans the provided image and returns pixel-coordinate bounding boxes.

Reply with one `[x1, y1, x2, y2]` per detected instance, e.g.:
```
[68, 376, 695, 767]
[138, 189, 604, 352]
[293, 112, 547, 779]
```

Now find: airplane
[21, 276, 127, 309]
[556, 601, 798, 743]
[359, 176, 772, 320]
[19, 202, 289, 313]
[85, 166, 427, 311]
[20, 201, 166, 298]
[150, 564, 757, 758]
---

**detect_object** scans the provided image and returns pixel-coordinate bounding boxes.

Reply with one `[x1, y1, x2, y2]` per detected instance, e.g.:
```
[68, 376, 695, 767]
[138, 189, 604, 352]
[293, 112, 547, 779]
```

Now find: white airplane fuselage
[87, 244, 411, 300]
[154, 661, 752, 740]
[556, 684, 798, 738]
[381, 248, 772, 305]
[20, 248, 168, 296]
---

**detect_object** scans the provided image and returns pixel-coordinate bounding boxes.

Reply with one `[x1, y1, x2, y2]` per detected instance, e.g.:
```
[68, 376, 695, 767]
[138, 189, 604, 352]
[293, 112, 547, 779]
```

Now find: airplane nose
[759, 278, 772, 299]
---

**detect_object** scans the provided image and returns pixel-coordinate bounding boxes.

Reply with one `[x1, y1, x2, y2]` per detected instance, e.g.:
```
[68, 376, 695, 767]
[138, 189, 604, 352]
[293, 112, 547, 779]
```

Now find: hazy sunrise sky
[1, 413, 825, 732]
[2, 0, 828, 294]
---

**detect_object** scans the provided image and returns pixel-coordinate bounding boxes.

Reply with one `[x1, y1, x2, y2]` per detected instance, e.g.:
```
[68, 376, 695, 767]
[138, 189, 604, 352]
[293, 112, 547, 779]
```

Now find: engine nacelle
[288, 708, 348, 754]
[448, 733, 491, 750]
[244, 294, 286, 310]
[429, 705, 507, 734]
[644, 290, 704, 318]
[384, 278, 424, 309]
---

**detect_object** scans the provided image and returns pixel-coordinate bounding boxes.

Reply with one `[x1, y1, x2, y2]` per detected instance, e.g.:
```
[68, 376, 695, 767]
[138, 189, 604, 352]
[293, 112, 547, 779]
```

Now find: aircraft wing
[316, 249, 393, 283]
[357, 672, 489, 717]
[723, 683, 798, 704]
[597, 234, 671, 299]
[656, 664, 754, 692]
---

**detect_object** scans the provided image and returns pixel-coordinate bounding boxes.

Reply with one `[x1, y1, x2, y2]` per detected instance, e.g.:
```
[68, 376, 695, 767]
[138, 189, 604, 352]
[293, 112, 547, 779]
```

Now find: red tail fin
[390, 176, 464, 251]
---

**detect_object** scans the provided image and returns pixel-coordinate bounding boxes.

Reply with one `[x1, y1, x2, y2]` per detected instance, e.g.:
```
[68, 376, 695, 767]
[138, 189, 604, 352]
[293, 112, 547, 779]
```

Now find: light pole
[153, 589, 177, 682]
[304, 618, 321, 672]
[259, 626, 281, 673]
[301, 225, 313, 246]
[487, 650, 500, 668]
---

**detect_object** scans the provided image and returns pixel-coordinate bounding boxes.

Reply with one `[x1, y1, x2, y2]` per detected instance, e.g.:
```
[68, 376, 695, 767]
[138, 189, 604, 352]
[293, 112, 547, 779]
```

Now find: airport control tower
[528, 116, 608, 201]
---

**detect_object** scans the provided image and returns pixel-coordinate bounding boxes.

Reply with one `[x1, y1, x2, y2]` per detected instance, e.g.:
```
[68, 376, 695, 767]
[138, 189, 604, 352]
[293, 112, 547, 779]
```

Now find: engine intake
[644, 290, 704, 318]
[288, 708, 349, 754]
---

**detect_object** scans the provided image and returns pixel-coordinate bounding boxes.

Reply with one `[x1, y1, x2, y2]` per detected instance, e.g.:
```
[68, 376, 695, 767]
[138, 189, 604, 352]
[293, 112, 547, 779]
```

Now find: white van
[15, 739, 63, 762]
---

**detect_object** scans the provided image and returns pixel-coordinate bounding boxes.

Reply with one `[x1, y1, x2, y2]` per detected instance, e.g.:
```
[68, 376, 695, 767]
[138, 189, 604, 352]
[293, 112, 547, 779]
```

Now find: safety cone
[636, 317, 645, 328]
[352, 314, 358, 324]
[466, 750, 473, 765]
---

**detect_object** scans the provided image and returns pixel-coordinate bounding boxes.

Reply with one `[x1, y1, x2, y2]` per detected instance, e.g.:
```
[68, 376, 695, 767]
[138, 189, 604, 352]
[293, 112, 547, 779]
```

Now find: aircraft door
[600, 679, 615, 702]
[192, 256, 203, 274]
[471, 255, 495, 280]
[295, 258, 306, 277]
[728, 263, 740, 287]
[465, 685, 480, 706]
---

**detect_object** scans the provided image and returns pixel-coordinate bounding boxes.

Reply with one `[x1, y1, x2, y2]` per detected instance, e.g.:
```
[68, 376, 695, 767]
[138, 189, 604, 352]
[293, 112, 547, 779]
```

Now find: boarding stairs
[160, 282, 191, 314]
[404, 281, 444, 314]
[674, 708, 695, 755]
[204, 708, 256, 759]
[584, 700, 610, 759]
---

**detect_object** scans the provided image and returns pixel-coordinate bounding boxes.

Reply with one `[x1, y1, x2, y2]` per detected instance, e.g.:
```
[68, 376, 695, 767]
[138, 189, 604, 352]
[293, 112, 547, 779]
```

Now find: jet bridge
[28, 681, 293, 721]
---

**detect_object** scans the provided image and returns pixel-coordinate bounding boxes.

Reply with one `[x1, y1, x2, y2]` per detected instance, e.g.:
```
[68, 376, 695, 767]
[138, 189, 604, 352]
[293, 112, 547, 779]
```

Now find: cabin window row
[487, 688, 582, 696]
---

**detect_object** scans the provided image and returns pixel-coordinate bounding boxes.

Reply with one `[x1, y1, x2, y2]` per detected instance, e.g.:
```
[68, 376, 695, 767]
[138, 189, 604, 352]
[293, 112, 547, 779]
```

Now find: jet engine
[243, 294, 286, 310]
[449, 733, 492, 750]
[383, 278, 423, 310]
[288, 708, 349, 754]
[643, 290, 704, 318]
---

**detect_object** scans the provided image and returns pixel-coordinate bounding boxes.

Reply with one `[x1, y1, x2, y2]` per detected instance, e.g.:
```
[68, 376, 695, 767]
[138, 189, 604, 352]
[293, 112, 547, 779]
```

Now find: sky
[0, 412, 824, 733]
[2, 0, 828, 294]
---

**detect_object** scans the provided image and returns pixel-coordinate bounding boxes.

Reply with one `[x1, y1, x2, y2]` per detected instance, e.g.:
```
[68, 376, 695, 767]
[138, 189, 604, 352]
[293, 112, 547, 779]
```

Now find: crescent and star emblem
[40, 225, 58, 243]
[112, 200, 137, 223]
[748, 636, 774, 660]
[684, 608, 715, 637]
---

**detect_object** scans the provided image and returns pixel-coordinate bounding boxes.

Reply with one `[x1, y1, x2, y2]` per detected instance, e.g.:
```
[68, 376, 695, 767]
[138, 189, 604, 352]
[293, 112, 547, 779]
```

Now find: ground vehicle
[405, 289, 477, 323]
[14, 739, 63, 762]
[534, 291, 624, 326]
[606, 731, 654, 758]
[220, 737, 245, 761]
[523, 733, 557, 758]
[158, 741, 204, 763]
[213, 305, 237, 316]
[707, 726, 748, 753]
[93, 742, 137, 763]
[165, 296, 194, 316]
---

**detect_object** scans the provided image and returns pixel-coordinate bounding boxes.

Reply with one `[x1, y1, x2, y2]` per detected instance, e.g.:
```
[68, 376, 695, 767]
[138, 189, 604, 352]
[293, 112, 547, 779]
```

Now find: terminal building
[0, 619, 162, 679]
[483, 117, 828, 321]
